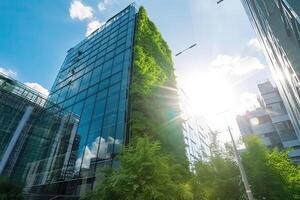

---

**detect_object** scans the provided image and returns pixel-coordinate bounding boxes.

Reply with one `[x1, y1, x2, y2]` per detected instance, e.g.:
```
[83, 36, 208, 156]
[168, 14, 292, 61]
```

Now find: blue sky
[0, 0, 272, 139]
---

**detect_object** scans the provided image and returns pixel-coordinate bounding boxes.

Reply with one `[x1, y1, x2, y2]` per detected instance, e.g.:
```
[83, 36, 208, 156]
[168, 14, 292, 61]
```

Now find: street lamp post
[217, 110, 254, 200]
[175, 43, 197, 57]
[226, 125, 255, 200]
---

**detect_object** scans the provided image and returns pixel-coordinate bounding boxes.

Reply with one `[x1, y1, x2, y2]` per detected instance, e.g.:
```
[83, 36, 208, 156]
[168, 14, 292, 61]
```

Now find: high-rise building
[236, 81, 300, 162]
[241, 0, 300, 144]
[25, 5, 137, 198]
[20, 4, 192, 199]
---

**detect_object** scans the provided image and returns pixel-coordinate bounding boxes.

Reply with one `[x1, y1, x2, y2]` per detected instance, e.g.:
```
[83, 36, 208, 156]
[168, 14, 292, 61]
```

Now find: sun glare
[181, 72, 237, 118]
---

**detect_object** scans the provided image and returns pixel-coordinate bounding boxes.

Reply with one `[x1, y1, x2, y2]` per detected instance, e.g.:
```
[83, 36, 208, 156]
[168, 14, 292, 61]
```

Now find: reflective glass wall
[0, 72, 48, 181]
[26, 4, 137, 197]
[241, 0, 300, 144]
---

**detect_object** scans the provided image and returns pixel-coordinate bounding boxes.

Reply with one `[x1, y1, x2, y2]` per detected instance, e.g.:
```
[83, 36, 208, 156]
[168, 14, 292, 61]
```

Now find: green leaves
[191, 135, 300, 200]
[193, 154, 244, 200]
[130, 7, 188, 171]
[241, 136, 293, 200]
[83, 137, 193, 200]
[267, 149, 300, 199]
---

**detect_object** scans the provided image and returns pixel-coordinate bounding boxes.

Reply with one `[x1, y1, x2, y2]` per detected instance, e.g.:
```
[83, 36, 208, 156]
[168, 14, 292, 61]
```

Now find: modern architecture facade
[237, 108, 281, 148]
[237, 81, 300, 162]
[23, 5, 137, 198]
[241, 0, 300, 146]
[0, 71, 79, 187]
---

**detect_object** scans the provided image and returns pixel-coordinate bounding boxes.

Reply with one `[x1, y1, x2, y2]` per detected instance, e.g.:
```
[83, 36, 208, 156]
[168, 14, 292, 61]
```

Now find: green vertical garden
[130, 7, 188, 169]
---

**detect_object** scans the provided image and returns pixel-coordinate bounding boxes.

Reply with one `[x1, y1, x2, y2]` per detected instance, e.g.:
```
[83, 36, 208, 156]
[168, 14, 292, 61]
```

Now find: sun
[179, 71, 238, 118]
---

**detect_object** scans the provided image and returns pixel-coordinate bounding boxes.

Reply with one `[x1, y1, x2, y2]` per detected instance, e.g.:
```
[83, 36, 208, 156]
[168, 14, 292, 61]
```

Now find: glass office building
[24, 4, 137, 198]
[48, 3, 135, 176]
[241, 0, 300, 144]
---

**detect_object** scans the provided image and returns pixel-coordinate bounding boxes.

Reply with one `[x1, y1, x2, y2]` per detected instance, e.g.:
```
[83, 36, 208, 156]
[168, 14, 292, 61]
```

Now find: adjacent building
[179, 89, 211, 167]
[0, 71, 80, 187]
[0, 72, 47, 180]
[237, 81, 300, 162]
[241, 0, 300, 147]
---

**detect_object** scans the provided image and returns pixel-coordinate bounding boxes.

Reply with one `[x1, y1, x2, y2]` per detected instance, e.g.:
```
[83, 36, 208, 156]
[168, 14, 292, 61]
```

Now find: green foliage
[0, 176, 23, 200]
[82, 137, 193, 200]
[192, 141, 245, 200]
[192, 135, 300, 200]
[130, 6, 188, 172]
[267, 149, 300, 199]
[242, 135, 300, 200]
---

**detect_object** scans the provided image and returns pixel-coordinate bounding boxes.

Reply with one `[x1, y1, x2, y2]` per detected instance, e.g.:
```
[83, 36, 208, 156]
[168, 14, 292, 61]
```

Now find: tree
[192, 139, 245, 200]
[242, 135, 300, 200]
[0, 176, 23, 200]
[267, 148, 300, 199]
[82, 137, 193, 200]
[192, 134, 300, 200]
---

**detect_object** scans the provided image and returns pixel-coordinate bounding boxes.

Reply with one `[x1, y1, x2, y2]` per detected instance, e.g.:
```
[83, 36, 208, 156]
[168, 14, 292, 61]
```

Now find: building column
[0, 106, 34, 174]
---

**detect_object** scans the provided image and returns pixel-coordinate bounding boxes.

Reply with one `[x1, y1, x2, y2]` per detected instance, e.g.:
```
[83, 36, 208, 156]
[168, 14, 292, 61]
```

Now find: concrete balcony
[252, 123, 275, 134]
[271, 114, 289, 123]
[282, 139, 300, 148]
[288, 149, 300, 161]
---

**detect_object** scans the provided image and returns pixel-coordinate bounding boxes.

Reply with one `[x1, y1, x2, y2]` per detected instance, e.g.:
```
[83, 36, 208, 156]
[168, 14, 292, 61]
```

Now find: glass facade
[0, 72, 48, 180]
[23, 4, 137, 198]
[241, 0, 300, 145]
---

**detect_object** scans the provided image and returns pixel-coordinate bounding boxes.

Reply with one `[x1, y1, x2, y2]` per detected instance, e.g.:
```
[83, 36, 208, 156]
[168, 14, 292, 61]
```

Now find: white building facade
[237, 81, 300, 163]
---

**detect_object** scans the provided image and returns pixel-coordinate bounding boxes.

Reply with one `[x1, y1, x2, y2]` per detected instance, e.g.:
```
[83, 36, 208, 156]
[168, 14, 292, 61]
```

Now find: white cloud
[98, 2, 106, 11]
[75, 136, 121, 170]
[98, 0, 112, 11]
[237, 92, 260, 114]
[69, 0, 94, 21]
[0, 67, 17, 78]
[211, 54, 265, 76]
[248, 38, 262, 51]
[86, 20, 103, 36]
[25, 82, 49, 97]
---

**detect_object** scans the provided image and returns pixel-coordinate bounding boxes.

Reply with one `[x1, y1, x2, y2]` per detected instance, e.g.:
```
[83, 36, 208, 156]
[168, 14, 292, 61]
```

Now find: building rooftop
[0, 72, 47, 107]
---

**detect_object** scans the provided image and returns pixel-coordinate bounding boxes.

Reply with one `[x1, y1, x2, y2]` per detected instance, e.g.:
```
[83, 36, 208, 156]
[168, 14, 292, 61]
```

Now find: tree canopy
[191, 135, 300, 200]
[242, 136, 300, 200]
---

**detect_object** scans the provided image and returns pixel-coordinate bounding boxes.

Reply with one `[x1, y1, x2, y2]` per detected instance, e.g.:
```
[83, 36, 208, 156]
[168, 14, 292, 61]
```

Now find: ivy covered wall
[130, 7, 188, 169]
